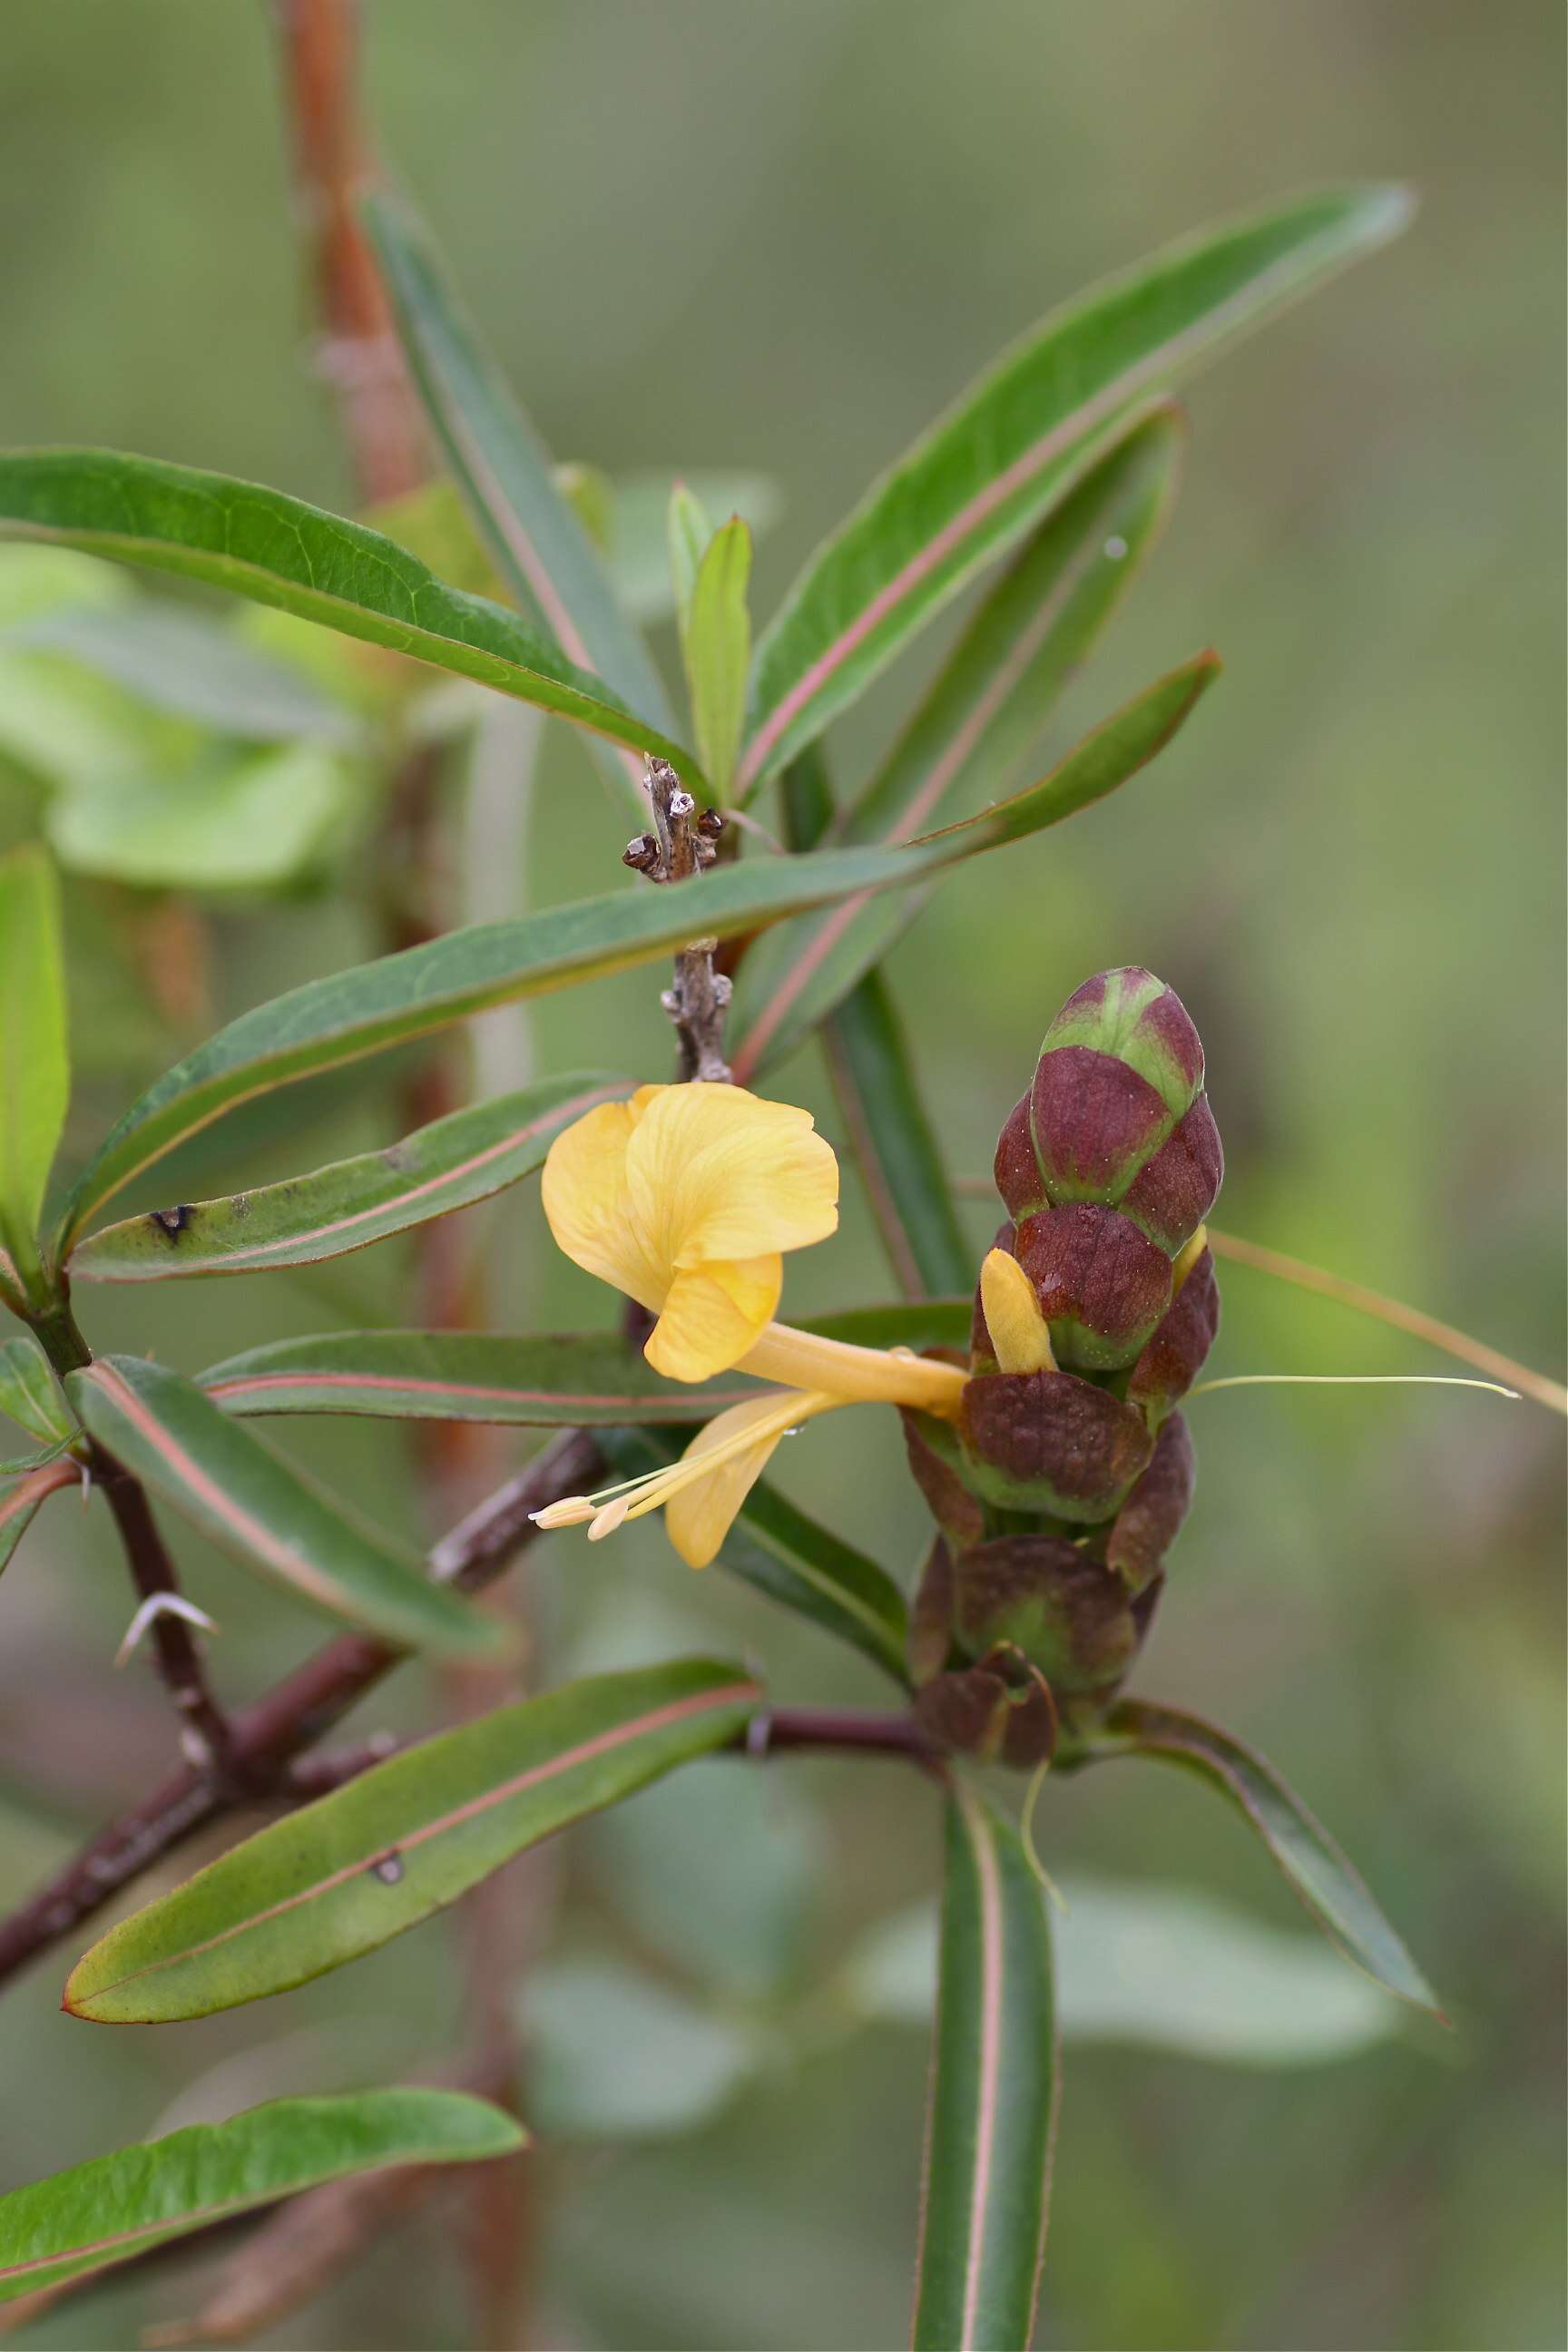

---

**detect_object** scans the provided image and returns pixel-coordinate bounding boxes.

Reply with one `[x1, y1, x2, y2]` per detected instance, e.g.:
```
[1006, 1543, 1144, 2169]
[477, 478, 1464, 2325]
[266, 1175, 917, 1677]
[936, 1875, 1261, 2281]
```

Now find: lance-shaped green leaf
[200, 1330, 763, 1425]
[54, 836, 949, 1250]
[364, 191, 673, 737]
[69, 1073, 630, 1283]
[0, 844, 69, 1301]
[666, 480, 711, 632]
[601, 1431, 908, 1685]
[0, 1334, 74, 1444]
[0, 2090, 524, 2304]
[732, 406, 1181, 1069]
[1094, 1700, 1444, 2019]
[679, 515, 752, 802]
[740, 182, 1410, 788]
[825, 970, 971, 1300]
[66, 1357, 504, 1658]
[731, 648, 1219, 1080]
[0, 1455, 78, 1576]
[64, 1661, 759, 2020]
[912, 1777, 1059, 2352]
[0, 450, 698, 783]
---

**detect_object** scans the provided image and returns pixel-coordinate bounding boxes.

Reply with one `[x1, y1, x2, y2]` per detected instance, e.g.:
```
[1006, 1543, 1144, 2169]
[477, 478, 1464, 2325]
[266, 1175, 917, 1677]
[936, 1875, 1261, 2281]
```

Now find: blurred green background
[0, 5, 1562, 2347]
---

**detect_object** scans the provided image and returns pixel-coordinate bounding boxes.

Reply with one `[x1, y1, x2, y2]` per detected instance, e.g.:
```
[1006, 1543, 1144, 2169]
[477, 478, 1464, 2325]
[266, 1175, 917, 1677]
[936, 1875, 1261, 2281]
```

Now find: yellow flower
[541, 1082, 838, 1381]
[535, 1081, 967, 1566]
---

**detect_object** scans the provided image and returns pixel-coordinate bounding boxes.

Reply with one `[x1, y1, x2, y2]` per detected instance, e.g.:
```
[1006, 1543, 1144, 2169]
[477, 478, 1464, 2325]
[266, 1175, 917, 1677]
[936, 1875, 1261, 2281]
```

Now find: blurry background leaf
[46, 738, 367, 892]
[525, 1955, 756, 2140]
[590, 1759, 823, 2002]
[3, 603, 359, 742]
[844, 1876, 1403, 2065]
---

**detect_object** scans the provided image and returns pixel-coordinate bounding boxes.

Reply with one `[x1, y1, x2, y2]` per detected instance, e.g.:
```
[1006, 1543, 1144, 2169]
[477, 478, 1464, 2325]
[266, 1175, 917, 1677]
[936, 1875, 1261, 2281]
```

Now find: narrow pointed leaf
[1097, 1699, 1444, 2018]
[54, 836, 950, 1250]
[681, 516, 751, 801]
[64, 1661, 759, 2020]
[913, 1778, 1059, 2352]
[0, 450, 698, 781]
[66, 1357, 504, 1657]
[601, 1430, 908, 1684]
[731, 406, 1181, 1066]
[666, 480, 712, 634]
[0, 2090, 524, 2304]
[732, 649, 1219, 1079]
[825, 970, 971, 1298]
[0, 844, 68, 1299]
[69, 1073, 629, 1282]
[0, 1456, 78, 1576]
[0, 1334, 74, 1444]
[363, 191, 673, 736]
[740, 182, 1410, 786]
[199, 1331, 763, 1425]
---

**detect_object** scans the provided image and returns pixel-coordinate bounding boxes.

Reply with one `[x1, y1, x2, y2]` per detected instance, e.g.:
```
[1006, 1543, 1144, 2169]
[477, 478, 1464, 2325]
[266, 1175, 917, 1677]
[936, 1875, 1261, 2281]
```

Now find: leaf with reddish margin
[731, 649, 1219, 1082]
[198, 1331, 762, 1426]
[0, 450, 700, 789]
[54, 834, 952, 1251]
[66, 1357, 505, 1658]
[0, 2090, 524, 2304]
[69, 1074, 630, 1282]
[0, 1455, 79, 1576]
[64, 1661, 760, 2020]
[1094, 1699, 1444, 2018]
[364, 189, 673, 810]
[912, 1776, 1059, 2351]
[730, 407, 1181, 1076]
[740, 183, 1410, 788]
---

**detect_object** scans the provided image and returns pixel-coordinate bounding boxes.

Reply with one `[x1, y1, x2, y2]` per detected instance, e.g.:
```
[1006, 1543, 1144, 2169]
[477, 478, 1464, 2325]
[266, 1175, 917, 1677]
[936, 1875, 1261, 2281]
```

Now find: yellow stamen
[1171, 1223, 1208, 1297]
[979, 1248, 1057, 1374]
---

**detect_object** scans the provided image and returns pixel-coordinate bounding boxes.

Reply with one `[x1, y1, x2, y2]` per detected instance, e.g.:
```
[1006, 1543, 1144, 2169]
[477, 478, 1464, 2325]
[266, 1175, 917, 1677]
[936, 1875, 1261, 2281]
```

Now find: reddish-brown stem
[0, 1429, 601, 1992]
[94, 1454, 236, 1779]
[271, 0, 426, 505]
[750, 1707, 943, 1772]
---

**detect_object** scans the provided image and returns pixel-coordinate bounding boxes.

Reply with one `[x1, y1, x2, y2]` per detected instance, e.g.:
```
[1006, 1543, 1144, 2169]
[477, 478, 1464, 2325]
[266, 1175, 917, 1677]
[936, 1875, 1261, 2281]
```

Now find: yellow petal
[979, 1248, 1056, 1375]
[665, 1390, 838, 1568]
[645, 1254, 782, 1382]
[540, 1096, 667, 1312]
[625, 1083, 838, 1271]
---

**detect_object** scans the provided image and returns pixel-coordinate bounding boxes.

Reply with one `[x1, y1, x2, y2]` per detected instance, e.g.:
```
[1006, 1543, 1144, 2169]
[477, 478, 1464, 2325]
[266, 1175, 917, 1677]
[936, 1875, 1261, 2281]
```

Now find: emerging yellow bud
[979, 1247, 1058, 1375]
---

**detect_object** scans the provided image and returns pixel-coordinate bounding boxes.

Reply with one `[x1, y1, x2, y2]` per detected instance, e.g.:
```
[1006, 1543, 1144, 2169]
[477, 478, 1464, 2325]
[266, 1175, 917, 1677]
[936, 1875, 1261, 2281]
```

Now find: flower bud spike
[978, 1248, 1057, 1375]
